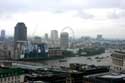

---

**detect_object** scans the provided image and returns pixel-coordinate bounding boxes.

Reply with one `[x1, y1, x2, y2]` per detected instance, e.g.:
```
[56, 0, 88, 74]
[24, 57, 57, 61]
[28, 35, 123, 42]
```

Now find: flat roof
[84, 72, 125, 79]
[114, 51, 125, 54]
[0, 67, 24, 78]
[100, 74, 125, 79]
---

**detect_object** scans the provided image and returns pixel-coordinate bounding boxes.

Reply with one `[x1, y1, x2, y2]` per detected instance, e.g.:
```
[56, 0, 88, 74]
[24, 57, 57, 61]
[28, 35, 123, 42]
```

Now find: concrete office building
[44, 33, 49, 44]
[111, 51, 125, 72]
[48, 48, 63, 57]
[51, 30, 58, 41]
[0, 30, 5, 41]
[50, 30, 59, 48]
[96, 34, 103, 40]
[45, 33, 48, 41]
[0, 43, 13, 60]
[60, 32, 69, 49]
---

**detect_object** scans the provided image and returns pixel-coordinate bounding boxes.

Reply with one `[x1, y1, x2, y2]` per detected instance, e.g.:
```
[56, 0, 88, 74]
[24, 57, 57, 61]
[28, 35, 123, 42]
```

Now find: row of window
[113, 66, 122, 71]
[0, 76, 20, 83]
[112, 58, 123, 66]
[113, 53, 125, 59]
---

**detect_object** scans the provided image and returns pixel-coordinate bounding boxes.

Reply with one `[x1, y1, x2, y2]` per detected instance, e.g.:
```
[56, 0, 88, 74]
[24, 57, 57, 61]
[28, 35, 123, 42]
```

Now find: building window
[120, 67, 121, 70]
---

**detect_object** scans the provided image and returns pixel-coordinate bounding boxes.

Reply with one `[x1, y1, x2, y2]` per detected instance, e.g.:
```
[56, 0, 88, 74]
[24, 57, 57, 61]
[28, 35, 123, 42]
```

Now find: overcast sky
[0, 0, 125, 39]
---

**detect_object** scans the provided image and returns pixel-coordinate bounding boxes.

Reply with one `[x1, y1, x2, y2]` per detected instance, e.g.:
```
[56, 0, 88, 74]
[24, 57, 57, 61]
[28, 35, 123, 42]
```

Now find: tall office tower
[45, 33, 48, 41]
[60, 32, 69, 49]
[51, 30, 58, 41]
[0, 29, 5, 41]
[14, 22, 27, 41]
[51, 30, 59, 48]
[96, 34, 103, 40]
[14, 22, 27, 59]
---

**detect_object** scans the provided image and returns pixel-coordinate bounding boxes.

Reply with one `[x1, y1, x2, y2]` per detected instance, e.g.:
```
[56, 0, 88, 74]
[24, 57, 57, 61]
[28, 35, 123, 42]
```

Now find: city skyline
[0, 0, 125, 39]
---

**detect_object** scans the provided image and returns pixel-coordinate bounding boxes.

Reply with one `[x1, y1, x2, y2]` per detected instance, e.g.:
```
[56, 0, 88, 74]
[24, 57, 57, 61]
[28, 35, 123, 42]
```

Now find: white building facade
[111, 51, 125, 72]
[0, 68, 25, 83]
[50, 30, 59, 48]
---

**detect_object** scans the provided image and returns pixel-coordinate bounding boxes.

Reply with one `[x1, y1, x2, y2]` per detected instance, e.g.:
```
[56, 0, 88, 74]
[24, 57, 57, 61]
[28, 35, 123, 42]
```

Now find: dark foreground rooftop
[83, 72, 125, 83]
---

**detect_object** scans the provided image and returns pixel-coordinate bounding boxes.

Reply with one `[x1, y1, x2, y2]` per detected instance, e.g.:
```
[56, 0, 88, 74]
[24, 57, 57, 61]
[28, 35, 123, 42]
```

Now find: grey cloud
[74, 10, 94, 19]
[0, 0, 124, 14]
[108, 11, 120, 19]
[107, 9, 125, 19]
[0, 13, 13, 20]
[119, 10, 125, 17]
[52, 10, 65, 14]
[88, 0, 120, 8]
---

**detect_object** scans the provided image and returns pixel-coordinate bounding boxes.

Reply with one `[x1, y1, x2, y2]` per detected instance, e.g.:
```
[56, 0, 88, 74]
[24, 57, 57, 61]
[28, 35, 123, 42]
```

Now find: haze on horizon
[0, 0, 125, 39]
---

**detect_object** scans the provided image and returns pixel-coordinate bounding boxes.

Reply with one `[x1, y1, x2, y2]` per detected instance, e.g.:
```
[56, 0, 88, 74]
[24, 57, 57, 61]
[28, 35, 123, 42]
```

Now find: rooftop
[100, 74, 125, 79]
[84, 72, 125, 79]
[115, 51, 125, 54]
[0, 67, 24, 78]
